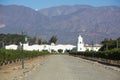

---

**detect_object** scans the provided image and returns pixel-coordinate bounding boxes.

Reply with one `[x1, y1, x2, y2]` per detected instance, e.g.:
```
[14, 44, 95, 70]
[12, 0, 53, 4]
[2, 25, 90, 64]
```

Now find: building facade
[5, 35, 102, 52]
[5, 43, 76, 53]
[77, 35, 102, 52]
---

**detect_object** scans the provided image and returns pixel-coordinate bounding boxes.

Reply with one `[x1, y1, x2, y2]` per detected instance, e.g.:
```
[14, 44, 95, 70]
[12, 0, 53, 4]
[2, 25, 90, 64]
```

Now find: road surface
[22, 55, 120, 80]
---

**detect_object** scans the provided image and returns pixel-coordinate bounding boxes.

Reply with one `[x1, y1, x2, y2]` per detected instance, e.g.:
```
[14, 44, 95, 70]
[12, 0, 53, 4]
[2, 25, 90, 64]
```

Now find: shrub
[58, 49, 63, 53]
[69, 48, 120, 60]
[0, 49, 49, 66]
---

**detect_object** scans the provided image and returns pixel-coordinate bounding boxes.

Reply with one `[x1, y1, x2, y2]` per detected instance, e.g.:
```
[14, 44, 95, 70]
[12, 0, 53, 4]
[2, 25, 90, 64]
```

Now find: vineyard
[0, 49, 49, 66]
[69, 48, 120, 60]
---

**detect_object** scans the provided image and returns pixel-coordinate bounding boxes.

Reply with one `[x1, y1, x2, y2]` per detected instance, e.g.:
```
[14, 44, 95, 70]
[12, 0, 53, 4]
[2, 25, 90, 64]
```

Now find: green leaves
[49, 35, 57, 44]
[0, 49, 49, 66]
[69, 48, 120, 60]
[100, 38, 120, 51]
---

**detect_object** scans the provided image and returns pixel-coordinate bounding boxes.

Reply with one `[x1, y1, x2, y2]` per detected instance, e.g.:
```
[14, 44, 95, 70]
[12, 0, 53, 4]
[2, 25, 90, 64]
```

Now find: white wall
[5, 44, 18, 50]
[77, 35, 102, 52]
[77, 35, 86, 51]
[5, 43, 76, 53]
[85, 46, 101, 51]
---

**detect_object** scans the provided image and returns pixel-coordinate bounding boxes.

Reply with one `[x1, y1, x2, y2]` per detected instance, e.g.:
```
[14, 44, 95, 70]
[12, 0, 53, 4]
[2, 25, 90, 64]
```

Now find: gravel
[21, 55, 120, 80]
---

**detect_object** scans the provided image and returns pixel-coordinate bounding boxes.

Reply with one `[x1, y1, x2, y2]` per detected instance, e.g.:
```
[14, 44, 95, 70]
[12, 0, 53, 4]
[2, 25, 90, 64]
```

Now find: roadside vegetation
[0, 34, 58, 48]
[69, 37, 120, 60]
[69, 48, 120, 60]
[0, 49, 50, 66]
[0, 34, 60, 66]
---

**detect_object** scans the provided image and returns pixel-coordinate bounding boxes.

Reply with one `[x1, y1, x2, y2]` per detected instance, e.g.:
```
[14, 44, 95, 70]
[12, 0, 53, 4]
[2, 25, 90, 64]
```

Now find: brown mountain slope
[0, 5, 120, 44]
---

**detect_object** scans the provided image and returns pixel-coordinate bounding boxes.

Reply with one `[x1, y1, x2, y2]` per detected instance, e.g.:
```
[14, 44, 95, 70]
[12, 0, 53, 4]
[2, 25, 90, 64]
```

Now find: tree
[58, 49, 63, 53]
[99, 37, 120, 51]
[0, 34, 25, 45]
[49, 35, 57, 44]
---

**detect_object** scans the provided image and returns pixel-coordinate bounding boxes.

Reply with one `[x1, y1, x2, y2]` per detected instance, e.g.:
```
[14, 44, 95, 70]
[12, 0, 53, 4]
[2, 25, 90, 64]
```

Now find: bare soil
[0, 55, 120, 80]
[0, 55, 48, 80]
[22, 55, 120, 80]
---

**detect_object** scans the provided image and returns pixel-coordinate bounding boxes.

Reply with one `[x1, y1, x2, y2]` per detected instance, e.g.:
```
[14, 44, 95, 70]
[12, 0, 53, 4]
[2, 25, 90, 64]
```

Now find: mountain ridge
[0, 5, 120, 44]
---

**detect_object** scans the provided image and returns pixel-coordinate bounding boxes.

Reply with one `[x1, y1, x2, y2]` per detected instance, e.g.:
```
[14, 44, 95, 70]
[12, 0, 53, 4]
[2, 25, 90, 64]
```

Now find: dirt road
[22, 55, 120, 80]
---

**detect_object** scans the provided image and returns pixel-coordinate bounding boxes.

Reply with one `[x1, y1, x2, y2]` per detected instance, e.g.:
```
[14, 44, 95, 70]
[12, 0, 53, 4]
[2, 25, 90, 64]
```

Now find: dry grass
[0, 55, 48, 80]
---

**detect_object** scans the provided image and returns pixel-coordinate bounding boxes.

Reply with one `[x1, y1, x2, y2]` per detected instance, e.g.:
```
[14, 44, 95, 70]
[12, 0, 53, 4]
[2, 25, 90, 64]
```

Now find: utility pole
[0, 41, 4, 49]
[91, 41, 94, 51]
[0, 41, 2, 48]
[117, 40, 119, 48]
[106, 43, 108, 50]
[2, 42, 4, 49]
[21, 32, 24, 69]
[91, 41, 94, 58]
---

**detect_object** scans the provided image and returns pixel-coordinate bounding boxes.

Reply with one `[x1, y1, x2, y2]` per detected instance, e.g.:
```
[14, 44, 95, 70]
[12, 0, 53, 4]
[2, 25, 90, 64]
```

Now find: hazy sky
[0, 0, 120, 9]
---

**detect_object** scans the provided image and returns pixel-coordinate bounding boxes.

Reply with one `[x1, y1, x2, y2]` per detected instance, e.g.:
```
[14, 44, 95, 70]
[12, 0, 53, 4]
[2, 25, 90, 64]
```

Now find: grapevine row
[69, 48, 120, 60]
[0, 49, 49, 66]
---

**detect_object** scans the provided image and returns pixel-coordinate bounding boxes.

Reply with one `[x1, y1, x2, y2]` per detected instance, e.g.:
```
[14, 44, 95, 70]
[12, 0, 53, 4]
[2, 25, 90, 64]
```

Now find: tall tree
[99, 37, 120, 51]
[49, 35, 57, 44]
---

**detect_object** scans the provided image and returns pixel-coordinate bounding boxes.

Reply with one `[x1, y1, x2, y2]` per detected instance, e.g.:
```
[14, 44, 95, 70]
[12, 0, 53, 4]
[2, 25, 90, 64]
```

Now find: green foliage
[42, 50, 49, 53]
[0, 34, 25, 47]
[100, 37, 120, 51]
[0, 49, 49, 66]
[28, 37, 43, 45]
[49, 35, 57, 44]
[70, 37, 120, 60]
[0, 34, 49, 48]
[58, 49, 63, 53]
[69, 48, 120, 60]
[50, 49, 55, 53]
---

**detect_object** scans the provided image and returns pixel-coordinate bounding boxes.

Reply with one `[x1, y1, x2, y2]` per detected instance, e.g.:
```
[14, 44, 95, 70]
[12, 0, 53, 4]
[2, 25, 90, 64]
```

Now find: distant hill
[0, 5, 120, 44]
[39, 5, 94, 17]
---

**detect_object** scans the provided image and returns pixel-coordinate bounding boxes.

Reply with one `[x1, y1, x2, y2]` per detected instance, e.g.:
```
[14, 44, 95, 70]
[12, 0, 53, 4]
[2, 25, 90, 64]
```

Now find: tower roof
[78, 35, 82, 39]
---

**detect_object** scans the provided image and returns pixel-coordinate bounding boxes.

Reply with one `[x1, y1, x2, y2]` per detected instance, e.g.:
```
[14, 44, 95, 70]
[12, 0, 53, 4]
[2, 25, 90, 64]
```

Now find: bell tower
[77, 35, 85, 51]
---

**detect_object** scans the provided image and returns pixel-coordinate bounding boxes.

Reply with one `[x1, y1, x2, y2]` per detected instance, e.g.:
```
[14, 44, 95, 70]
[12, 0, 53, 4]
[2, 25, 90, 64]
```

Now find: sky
[0, 0, 120, 10]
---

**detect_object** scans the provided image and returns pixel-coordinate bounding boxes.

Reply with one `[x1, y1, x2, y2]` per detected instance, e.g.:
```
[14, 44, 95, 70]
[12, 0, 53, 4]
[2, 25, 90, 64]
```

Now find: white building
[5, 42, 76, 53]
[5, 44, 18, 50]
[77, 35, 102, 52]
[5, 35, 101, 52]
[77, 35, 86, 51]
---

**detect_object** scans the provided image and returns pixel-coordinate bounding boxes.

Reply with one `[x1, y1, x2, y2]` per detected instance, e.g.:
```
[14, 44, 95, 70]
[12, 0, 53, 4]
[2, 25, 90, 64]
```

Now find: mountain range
[0, 5, 120, 44]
